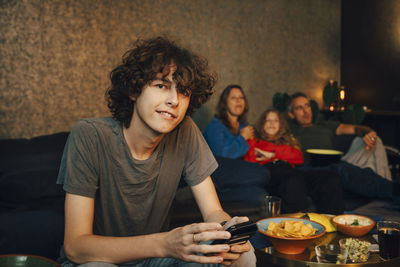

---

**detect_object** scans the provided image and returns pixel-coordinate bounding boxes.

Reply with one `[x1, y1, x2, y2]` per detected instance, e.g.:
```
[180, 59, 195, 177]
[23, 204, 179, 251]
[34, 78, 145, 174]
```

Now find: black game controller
[210, 221, 258, 245]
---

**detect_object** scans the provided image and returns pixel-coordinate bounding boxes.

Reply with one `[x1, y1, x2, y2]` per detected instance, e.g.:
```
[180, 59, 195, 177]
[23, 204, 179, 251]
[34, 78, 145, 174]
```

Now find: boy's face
[288, 96, 313, 127]
[131, 64, 190, 135]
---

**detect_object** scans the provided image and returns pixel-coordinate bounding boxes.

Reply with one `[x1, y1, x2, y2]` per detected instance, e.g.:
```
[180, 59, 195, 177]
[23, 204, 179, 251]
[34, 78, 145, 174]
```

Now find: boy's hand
[219, 216, 252, 266]
[162, 222, 231, 264]
[219, 241, 251, 266]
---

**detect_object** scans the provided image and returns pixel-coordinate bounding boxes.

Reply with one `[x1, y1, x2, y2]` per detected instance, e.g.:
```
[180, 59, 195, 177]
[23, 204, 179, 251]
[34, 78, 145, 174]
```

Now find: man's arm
[336, 123, 377, 150]
[63, 193, 230, 265]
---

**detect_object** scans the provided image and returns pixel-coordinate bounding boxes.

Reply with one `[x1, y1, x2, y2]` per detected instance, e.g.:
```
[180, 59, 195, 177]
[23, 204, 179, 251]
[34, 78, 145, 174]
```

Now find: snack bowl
[0, 254, 60, 267]
[306, 149, 343, 166]
[257, 217, 326, 254]
[339, 238, 371, 262]
[332, 214, 375, 237]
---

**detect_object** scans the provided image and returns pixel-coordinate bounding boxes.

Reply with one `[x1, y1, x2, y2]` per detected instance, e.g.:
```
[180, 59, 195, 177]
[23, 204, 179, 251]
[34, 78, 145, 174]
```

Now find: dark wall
[341, 0, 400, 111]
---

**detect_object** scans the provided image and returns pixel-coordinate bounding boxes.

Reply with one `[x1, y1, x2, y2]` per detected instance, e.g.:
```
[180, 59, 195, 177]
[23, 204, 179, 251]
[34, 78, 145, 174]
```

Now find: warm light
[339, 86, 345, 101]
[329, 104, 335, 111]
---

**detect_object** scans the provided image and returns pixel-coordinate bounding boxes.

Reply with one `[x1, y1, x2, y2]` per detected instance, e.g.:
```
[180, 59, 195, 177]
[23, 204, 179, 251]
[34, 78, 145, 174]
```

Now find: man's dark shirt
[289, 119, 341, 164]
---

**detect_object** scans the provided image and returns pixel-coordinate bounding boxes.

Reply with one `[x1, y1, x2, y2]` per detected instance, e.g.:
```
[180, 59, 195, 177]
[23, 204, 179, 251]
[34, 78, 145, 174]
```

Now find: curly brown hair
[106, 37, 217, 128]
[255, 108, 300, 149]
[215, 84, 249, 133]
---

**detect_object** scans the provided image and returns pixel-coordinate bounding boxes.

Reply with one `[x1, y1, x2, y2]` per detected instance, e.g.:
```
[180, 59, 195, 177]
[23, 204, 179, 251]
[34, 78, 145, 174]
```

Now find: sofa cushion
[0, 132, 69, 175]
[0, 132, 69, 212]
[0, 210, 64, 260]
[0, 168, 65, 212]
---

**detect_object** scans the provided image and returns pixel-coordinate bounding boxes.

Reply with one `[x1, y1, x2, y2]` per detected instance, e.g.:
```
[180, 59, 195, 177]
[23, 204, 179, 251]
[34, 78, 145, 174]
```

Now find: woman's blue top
[203, 117, 250, 159]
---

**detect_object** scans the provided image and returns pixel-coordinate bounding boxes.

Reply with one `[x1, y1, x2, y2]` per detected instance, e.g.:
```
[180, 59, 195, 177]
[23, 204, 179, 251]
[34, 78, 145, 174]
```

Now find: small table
[254, 232, 400, 266]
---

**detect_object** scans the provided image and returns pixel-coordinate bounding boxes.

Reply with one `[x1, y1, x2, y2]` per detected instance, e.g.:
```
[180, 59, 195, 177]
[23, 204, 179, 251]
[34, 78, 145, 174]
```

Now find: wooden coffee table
[255, 231, 400, 266]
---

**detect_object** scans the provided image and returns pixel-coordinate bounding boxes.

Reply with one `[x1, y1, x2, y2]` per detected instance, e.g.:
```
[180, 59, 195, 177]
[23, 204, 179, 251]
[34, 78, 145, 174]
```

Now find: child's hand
[254, 148, 274, 161]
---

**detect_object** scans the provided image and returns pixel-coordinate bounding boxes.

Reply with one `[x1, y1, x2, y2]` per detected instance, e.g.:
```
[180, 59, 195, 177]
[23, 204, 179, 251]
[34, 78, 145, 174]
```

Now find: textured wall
[0, 0, 340, 138]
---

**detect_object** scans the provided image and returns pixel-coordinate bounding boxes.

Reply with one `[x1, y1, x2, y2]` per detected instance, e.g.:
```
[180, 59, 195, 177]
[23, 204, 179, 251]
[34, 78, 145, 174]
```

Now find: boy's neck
[123, 116, 164, 161]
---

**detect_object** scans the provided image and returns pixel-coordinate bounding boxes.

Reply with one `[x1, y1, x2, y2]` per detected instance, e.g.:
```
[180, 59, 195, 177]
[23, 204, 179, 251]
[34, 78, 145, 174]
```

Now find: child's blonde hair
[255, 108, 300, 149]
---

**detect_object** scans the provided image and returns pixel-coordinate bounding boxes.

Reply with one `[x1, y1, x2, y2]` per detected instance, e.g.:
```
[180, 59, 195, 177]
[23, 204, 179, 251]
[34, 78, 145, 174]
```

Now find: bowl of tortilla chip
[306, 149, 343, 166]
[258, 217, 326, 254]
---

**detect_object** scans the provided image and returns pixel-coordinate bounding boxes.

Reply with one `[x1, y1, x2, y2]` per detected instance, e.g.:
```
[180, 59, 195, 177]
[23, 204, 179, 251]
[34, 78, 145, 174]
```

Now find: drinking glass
[315, 244, 348, 264]
[377, 221, 400, 260]
[261, 196, 281, 217]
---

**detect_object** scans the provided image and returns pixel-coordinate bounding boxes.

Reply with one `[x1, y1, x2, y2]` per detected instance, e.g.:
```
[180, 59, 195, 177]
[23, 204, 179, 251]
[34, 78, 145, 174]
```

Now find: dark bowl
[306, 149, 343, 166]
[0, 255, 60, 267]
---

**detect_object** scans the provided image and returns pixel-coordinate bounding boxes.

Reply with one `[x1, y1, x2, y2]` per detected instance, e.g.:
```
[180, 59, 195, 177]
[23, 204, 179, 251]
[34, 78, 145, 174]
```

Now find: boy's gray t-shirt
[57, 116, 218, 236]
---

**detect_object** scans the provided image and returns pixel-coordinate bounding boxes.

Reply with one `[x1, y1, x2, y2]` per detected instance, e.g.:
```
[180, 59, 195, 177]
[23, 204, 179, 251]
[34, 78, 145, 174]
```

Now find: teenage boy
[57, 37, 255, 266]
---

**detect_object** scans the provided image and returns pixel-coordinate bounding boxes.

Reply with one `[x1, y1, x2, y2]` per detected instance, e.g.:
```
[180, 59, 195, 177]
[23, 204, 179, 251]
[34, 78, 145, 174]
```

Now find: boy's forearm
[65, 232, 168, 265]
[203, 209, 231, 224]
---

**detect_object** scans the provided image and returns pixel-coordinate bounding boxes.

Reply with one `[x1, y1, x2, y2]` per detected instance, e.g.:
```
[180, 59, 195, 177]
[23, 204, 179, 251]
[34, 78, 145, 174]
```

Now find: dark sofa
[0, 132, 261, 260]
[0, 132, 67, 260]
[1, 131, 397, 261]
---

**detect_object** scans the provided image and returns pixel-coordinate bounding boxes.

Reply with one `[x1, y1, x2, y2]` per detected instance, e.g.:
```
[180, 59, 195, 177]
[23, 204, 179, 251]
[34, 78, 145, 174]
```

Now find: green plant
[323, 80, 339, 107]
[341, 104, 365, 124]
[272, 92, 290, 112]
[310, 99, 319, 123]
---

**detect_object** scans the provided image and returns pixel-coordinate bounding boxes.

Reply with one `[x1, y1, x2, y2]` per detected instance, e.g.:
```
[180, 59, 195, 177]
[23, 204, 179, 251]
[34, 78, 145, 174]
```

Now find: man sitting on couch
[288, 92, 399, 204]
[57, 37, 255, 266]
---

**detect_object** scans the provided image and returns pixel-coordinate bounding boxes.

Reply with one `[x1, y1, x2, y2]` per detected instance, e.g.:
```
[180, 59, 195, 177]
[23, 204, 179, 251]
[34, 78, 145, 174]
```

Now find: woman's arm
[204, 119, 249, 159]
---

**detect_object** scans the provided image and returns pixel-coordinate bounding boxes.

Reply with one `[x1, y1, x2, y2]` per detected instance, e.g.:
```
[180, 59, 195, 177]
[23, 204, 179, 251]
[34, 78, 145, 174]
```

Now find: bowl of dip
[332, 214, 375, 237]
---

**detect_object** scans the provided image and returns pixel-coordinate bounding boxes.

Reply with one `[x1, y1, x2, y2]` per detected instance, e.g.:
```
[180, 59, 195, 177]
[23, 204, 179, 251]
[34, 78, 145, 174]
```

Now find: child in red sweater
[245, 108, 303, 166]
[244, 108, 344, 214]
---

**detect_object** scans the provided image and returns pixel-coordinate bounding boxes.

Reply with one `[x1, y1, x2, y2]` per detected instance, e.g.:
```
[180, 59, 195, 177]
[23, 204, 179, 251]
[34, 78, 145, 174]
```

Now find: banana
[304, 213, 337, 233]
[286, 212, 337, 233]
